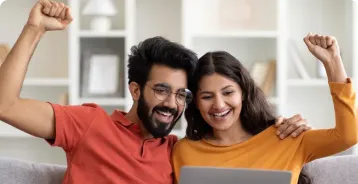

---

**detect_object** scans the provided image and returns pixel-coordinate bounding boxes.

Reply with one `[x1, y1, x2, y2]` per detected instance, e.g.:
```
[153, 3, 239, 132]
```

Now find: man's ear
[129, 82, 141, 101]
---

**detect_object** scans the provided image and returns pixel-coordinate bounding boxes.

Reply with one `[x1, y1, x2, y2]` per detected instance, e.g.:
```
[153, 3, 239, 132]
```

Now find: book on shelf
[249, 60, 276, 96]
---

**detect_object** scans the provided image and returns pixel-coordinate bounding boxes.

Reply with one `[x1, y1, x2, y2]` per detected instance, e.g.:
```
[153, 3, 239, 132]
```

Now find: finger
[49, 2, 59, 17]
[41, 0, 52, 14]
[277, 114, 303, 136]
[279, 123, 300, 139]
[291, 125, 308, 138]
[309, 34, 317, 45]
[303, 33, 315, 50]
[274, 116, 284, 127]
[276, 121, 290, 136]
[321, 36, 327, 48]
[314, 34, 322, 47]
[286, 114, 303, 125]
[326, 36, 334, 47]
[59, 5, 67, 20]
[55, 2, 65, 17]
[62, 7, 73, 26]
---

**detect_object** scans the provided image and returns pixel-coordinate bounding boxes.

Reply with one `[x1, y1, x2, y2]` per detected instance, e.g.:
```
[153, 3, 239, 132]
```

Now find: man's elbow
[0, 100, 16, 120]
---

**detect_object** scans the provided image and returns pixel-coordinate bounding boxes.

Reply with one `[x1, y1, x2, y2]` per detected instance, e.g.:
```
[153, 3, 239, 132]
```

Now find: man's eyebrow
[153, 83, 170, 88]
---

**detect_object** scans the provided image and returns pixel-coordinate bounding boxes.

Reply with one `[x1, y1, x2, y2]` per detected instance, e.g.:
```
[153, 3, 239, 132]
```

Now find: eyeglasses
[145, 84, 193, 106]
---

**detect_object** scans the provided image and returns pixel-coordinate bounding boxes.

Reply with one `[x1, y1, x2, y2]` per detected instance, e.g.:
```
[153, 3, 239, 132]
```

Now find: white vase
[90, 16, 112, 32]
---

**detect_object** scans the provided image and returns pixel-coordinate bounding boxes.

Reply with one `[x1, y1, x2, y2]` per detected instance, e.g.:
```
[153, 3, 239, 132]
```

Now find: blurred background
[0, 0, 357, 165]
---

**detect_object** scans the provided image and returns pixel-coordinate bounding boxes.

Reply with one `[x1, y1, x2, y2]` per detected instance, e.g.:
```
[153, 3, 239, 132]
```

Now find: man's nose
[163, 93, 177, 109]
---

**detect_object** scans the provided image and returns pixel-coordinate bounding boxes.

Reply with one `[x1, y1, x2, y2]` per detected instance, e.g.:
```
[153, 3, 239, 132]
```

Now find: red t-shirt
[48, 103, 178, 184]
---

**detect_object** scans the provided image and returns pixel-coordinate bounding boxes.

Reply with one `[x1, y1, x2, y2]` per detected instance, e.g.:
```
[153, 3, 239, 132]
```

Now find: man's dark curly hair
[128, 36, 198, 89]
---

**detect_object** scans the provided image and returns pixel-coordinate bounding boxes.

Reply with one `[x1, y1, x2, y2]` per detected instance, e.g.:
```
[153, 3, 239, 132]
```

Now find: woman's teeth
[212, 110, 231, 117]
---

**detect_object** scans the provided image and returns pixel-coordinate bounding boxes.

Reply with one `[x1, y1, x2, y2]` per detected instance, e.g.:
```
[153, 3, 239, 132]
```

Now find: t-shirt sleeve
[46, 103, 100, 152]
[300, 78, 358, 162]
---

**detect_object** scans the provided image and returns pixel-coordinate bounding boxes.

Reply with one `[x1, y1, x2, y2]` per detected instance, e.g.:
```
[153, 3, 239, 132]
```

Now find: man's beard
[137, 95, 183, 138]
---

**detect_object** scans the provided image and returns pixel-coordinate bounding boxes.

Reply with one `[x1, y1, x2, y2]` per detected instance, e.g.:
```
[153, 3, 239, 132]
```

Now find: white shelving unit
[68, 0, 135, 114]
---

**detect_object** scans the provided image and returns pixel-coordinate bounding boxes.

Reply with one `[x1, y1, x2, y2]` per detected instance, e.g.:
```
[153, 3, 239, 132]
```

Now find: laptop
[179, 166, 292, 184]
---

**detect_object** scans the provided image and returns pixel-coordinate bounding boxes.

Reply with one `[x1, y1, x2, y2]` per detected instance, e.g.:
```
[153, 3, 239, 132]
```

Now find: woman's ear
[129, 82, 141, 101]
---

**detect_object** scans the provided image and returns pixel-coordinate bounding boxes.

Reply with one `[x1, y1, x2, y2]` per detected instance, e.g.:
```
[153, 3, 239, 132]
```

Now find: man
[0, 1, 310, 183]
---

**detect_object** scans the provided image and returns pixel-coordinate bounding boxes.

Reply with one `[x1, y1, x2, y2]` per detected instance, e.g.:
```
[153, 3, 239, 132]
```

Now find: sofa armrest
[0, 157, 66, 184]
[302, 155, 358, 184]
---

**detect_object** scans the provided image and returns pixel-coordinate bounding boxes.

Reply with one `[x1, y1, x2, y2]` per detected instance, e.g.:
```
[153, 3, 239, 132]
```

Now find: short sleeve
[47, 103, 100, 152]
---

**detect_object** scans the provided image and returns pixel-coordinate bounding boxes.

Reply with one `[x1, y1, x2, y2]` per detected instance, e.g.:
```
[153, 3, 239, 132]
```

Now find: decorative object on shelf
[249, 60, 276, 96]
[0, 44, 9, 65]
[289, 40, 311, 79]
[82, 0, 117, 32]
[218, 0, 251, 30]
[0, 0, 6, 6]
[80, 48, 123, 98]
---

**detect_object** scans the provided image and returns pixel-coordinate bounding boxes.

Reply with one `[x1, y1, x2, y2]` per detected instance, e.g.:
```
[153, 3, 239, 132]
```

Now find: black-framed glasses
[145, 84, 193, 106]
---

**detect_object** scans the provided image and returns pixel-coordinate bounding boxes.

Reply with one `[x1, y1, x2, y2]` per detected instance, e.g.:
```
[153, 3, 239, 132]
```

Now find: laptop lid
[179, 166, 292, 184]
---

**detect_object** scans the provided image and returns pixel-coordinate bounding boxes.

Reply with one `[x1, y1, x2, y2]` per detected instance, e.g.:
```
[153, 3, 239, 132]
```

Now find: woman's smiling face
[196, 73, 243, 131]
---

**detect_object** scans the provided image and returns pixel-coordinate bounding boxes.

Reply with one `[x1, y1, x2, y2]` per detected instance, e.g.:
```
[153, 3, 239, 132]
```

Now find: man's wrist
[23, 24, 45, 41]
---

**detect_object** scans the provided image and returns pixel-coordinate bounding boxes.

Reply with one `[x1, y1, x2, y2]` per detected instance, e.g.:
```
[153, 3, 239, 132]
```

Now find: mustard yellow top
[172, 79, 358, 184]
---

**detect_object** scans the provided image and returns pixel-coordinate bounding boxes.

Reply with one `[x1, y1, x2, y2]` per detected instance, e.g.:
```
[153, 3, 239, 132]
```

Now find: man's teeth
[213, 110, 230, 117]
[157, 111, 172, 117]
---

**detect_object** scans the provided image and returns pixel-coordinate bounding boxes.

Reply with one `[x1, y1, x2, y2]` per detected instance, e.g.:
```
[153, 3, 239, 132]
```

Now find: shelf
[79, 98, 128, 106]
[191, 31, 277, 38]
[79, 30, 127, 38]
[287, 79, 328, 86]
[23, 78, 69, 86]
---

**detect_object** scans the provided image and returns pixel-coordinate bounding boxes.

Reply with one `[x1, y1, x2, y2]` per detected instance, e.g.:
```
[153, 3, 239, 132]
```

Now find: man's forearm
[0, 24, 44, 109]
[324, 56, 348, 83]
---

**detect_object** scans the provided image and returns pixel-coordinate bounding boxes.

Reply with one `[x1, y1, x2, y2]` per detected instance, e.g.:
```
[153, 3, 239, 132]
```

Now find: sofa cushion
[302, 155, 358, 184]
[0, 157, 66, 184]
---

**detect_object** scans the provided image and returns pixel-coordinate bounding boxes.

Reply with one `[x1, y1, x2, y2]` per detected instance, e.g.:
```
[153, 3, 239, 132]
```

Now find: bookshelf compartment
[79, 37, 126, 99]
[286, 0, 354, 79]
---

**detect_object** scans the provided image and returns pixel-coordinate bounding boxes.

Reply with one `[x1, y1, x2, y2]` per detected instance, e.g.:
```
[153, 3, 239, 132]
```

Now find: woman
[172, 33, 358, 184]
